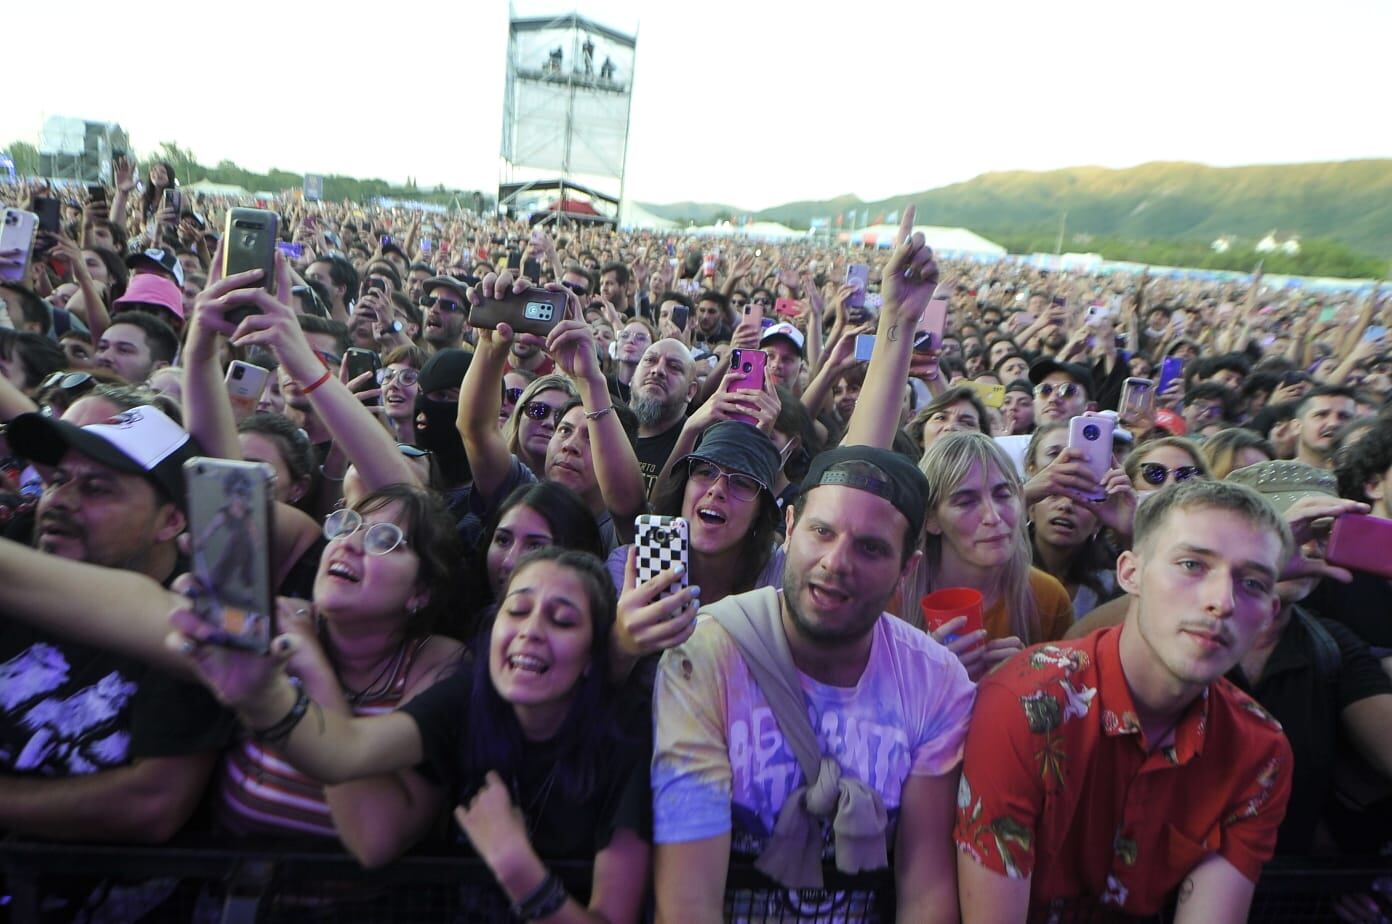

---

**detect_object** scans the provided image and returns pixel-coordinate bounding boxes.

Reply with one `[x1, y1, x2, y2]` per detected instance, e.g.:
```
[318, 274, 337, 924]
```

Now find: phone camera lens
[232, 367, 245, 380]
[1083, 424, 1100, 442]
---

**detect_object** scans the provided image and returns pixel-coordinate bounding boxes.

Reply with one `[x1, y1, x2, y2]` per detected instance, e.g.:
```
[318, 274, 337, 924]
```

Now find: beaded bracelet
[510, 871, 567, 920]
[251, 681, 310, 746]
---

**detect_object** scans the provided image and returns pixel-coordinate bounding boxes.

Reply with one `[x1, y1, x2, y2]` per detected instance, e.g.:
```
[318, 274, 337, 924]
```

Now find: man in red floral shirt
[955, 480, 1295, 923]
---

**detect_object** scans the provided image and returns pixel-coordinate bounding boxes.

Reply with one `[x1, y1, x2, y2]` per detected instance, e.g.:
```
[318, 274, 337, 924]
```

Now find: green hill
[640, 160, 1392, 257]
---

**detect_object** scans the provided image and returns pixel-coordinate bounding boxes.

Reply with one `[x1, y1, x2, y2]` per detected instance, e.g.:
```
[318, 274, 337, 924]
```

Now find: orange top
[982, 568, 1075, 644]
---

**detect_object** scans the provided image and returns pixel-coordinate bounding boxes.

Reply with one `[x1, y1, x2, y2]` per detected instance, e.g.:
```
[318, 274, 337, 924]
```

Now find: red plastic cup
[921, 588, 985, 649]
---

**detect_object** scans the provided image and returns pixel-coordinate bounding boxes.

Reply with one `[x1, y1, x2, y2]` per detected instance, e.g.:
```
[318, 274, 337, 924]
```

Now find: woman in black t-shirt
[172, 547, 649, 923]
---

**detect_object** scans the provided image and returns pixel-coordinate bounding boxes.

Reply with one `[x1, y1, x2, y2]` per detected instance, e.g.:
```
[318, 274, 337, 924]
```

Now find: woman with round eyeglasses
[378, 344, 428, 445]
[606, 421, 782, 683]
[1124, 436, 1212, 495]
[501, 374, 577, 478]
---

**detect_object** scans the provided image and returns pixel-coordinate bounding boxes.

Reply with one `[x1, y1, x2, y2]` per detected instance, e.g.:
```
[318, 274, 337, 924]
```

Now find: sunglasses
[751, 297, 772, 306]
[688, 458, 765, 503]
[419, 294, 464, 313]
[522, 399, 563, 423]
[562, 281, 589, 296]
[1139, 462, 1204, 486]
[1033, 382, 1083, 400]
[323, 508, 409, 556]
[40, 371, 95, 392]
[504, 386, 525, 404]
[378, 367, 419, 387]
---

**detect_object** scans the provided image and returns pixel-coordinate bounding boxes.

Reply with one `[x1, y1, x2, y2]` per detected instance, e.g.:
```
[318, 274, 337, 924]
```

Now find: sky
[5, 0, 1389, 211]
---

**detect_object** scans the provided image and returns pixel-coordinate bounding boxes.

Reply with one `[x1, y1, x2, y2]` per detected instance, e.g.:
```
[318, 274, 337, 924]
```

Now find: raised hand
[879, 205, 939, 342]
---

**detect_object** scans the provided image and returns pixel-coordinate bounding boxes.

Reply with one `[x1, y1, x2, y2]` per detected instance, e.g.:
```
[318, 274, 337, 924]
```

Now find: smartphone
[225, 361, 271, 422]
[523, 257, 543, 281]
[86, 184, 106, 203]
[421, 238, 433, 253]
[914, 296, 950, 352]
[184, 458, 276, 653]
[670, 304, 690, 331]
[965, 380, 1006, 409]
[161, 188, 184, 217]
[727, 347, 767, 396]
[741, 300, 764, 331]
[276, 241, 305, 261]
[854, 334, 876, 362]
[345, 346, 382, 396]
[773, 297, 800, 318]
[1050, 295, 1068, 311]
[1066, 415, 1114, 501]
[634, 515, 689, 602]
[32, 197, 61, 234]
[1326, 514, 1392, 579]
[702, 252, 717, 277]
[1156, 356, 1184, 395]
[845, 264, 869, 309]
[469, 285, 568, 337]
[380, 235, 393, 247]
[222, 208, 280, 325]
[0, 209, 39, 284]
[1119, 377, 1155, 420]
[1364, 326, 1388, 343]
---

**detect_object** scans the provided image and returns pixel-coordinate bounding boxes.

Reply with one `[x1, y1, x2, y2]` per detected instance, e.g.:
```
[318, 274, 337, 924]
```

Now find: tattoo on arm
[887, 324, 899, 343]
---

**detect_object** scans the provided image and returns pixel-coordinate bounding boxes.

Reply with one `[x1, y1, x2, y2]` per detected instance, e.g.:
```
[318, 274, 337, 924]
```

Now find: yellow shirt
[982, 568, 1074, 643]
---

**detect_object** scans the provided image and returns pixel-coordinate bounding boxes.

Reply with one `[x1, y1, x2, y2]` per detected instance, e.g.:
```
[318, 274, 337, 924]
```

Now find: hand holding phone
[1066, 415, 1114, 502]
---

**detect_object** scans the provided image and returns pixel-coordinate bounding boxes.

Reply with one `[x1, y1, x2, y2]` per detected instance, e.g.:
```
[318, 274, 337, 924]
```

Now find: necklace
[318, 620, 410, 707]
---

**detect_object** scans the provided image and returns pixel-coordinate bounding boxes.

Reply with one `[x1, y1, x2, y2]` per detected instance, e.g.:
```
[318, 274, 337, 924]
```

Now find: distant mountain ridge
[638, 160, 1392, 254]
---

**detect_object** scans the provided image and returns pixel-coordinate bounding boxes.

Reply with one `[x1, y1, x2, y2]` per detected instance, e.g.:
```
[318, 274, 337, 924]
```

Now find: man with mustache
[955, 480, 1299, 922]
[1292, 385, 1357, 471]
[0, 399, 228, 862]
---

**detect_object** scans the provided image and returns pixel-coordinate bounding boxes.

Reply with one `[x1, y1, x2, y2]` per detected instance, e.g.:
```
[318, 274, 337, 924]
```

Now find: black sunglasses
[504, 386, 525, 404]
[562, 281, 589, 296]
[522, 399, 563, 423]
[420, 294, 464, 312]
[1139, 462, 1203, 486]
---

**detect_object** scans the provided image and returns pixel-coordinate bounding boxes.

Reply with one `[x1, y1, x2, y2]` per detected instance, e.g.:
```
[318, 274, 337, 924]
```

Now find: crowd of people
[0, 159, 1390, 923]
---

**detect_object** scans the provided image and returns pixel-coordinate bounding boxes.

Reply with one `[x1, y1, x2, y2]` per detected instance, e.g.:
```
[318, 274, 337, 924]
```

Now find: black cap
[124, 247, 184, 287]
[422, 276, 472, 304]
[1004, 379, 1033, 396]
[8, 405, 197, 509]
[801, 445, 929, 538]
[417, 348, 473, 394]
[1028, 358, 1092, 394]
[683, 421, 781, 494]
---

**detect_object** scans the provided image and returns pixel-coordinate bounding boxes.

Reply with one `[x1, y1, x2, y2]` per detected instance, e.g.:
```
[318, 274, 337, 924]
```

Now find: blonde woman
[907, 432, 1076, 680]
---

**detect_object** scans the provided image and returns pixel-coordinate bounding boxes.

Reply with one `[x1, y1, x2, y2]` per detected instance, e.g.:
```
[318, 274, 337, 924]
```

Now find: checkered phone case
[634, 515, 689, 600]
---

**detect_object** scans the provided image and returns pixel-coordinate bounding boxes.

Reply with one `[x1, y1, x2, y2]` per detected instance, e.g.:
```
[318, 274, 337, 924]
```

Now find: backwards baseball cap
[801, 445, 930, 539]
[7, 405, 198, 508]
[421, 276, 471, 305]
[1226, 460, 1337, 514]
[760, 322, 805, 356]
[113, 273, 185, 322]
[1028, 358, 1092, 393]
[683, 420, 781, 494]
[125, 247, 185, 288]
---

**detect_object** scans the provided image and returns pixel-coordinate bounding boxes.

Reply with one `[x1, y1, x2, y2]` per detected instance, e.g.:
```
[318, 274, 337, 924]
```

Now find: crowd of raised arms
[0, 158, 1391, 924]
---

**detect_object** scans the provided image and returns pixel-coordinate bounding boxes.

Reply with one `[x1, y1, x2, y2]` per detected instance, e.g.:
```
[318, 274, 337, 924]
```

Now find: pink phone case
[915, 297, 949, 351]
[1326, 514, 1392, 579]
[727, 349, 766, 426]
[1066, 415, 1113, 501]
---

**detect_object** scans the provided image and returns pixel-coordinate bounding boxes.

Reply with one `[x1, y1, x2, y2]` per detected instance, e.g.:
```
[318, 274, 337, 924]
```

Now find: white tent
[618, 201, 680, 230]
[850, 223, 1005, 257]
[185, 179, 250, 197]
[739, 221, 804, 242]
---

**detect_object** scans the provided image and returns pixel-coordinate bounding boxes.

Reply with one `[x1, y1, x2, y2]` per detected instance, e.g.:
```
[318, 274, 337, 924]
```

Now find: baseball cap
[760, 322, 805, 356]
[801, 445, 930, 538]
[417, 348, 473, 395]
[125, 247, 185, 288]
[113, 273, 185, 322]
[421, 276, 471, 305]
[1028, 358, 1092, 393]
[683, 420, 780, 494]
[1226, 460, 1337, 514]
[7, 405, 198, 508]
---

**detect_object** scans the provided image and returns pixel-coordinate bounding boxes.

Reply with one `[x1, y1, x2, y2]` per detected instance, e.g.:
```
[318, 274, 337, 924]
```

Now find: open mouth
[695, 506, 727, 525]
[506, 653, 549, 674]
[326, 560, 361, 583]
[1048, 515, 1077, 531]
[807, 582, 850, 608]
